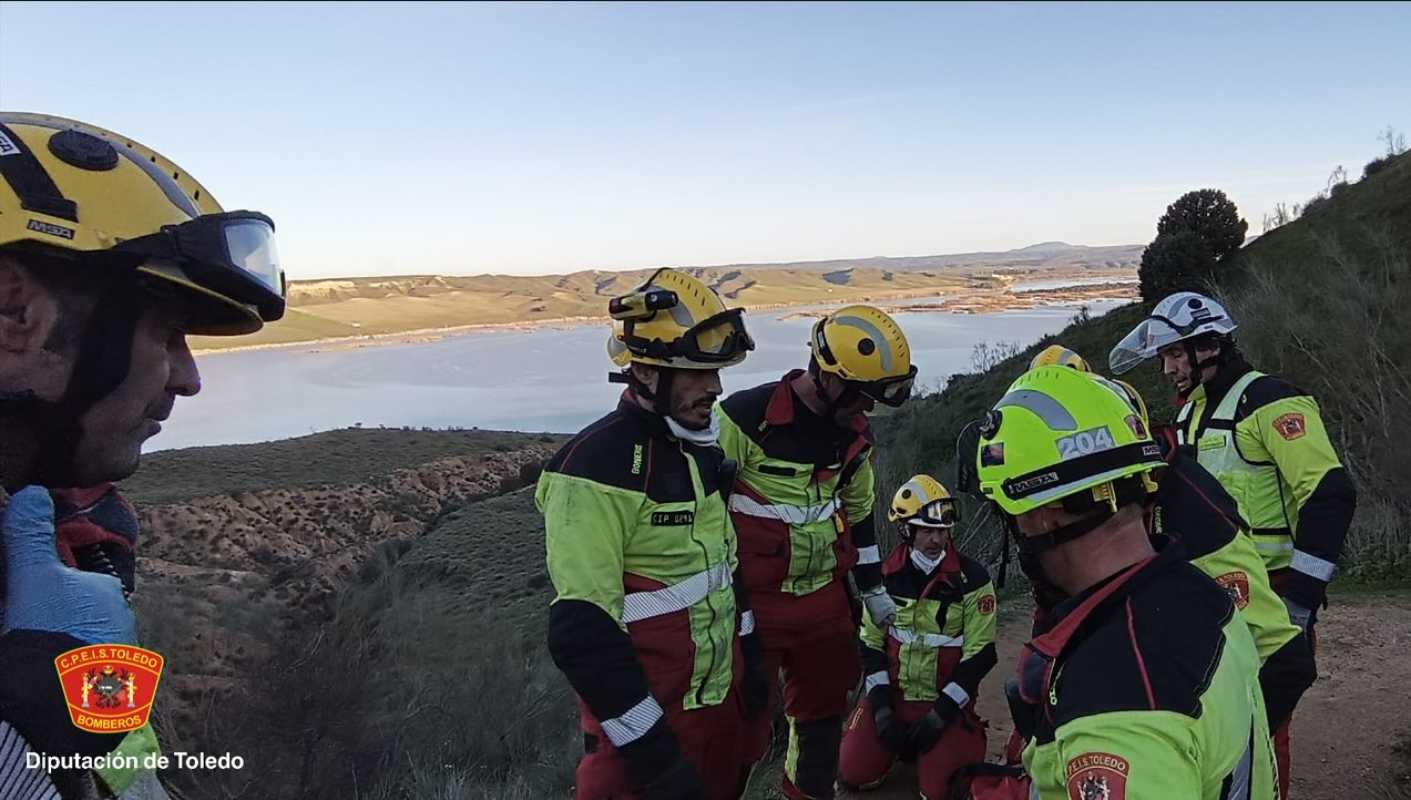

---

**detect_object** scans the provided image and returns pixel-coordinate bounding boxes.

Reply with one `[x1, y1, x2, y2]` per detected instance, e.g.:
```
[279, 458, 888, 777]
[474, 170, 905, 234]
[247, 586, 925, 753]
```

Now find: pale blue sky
[1, 2, 1407, 279]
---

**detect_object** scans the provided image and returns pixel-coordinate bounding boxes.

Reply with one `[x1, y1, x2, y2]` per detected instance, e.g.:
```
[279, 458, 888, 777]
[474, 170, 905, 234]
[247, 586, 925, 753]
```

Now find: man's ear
[0, 258, 55, 355]
[629, 362, 659, 394]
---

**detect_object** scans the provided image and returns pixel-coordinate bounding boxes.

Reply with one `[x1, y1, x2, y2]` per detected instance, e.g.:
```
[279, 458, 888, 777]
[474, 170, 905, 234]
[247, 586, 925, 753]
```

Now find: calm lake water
[153, 297, 1128, 450]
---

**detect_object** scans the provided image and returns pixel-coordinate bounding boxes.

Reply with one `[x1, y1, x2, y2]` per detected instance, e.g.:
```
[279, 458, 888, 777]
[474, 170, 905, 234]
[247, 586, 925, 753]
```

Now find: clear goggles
[113, 211, 286, 321]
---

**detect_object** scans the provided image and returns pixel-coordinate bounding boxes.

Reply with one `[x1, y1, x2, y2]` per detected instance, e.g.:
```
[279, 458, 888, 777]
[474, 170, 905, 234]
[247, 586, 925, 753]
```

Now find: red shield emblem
[977, 594, 996, 615]
[1272, 413, 1306, 441]
[54, 645, 164, 734]
[1215, 571, 1251, 610]
[1066, 752, 1128, 799]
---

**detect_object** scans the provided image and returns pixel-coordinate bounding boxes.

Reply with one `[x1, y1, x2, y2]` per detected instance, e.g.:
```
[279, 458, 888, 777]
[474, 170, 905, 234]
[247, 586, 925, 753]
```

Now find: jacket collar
[1196, 356, 1254, 413]
[1028, 537, 1183, 659]
[764, 369, 869, 438]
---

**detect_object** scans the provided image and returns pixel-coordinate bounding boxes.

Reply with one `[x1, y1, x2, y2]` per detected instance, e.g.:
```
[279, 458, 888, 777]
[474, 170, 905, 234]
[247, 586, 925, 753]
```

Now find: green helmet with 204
[975, 366, 1165, 517]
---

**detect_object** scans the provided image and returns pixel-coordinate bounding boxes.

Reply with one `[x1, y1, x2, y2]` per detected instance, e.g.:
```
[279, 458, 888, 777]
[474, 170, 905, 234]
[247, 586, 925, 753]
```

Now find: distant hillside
[190, 242, 1140, 352]
[872, 149, 1411, 581]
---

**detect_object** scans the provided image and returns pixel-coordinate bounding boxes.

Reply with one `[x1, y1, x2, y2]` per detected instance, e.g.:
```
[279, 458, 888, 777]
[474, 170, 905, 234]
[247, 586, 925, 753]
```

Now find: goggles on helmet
[112, 211, 286, 322]
[853, 366, 918, 407]
[624, 307, 756, 364]
[910, 497, 957, 528]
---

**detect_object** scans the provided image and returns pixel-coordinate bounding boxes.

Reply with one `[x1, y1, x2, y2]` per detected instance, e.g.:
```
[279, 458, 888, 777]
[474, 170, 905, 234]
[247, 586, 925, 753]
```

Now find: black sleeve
[547, 600, 654, 726]
[860, 638, 889, 678]
[949, 642, 998, 700]
[0, 629, 128, 758]
[1155, 455, 1244, 559]
[850, 516, 883, 592]
[1258, 631, 1317, 729]
[1286, 468, 1357, 609]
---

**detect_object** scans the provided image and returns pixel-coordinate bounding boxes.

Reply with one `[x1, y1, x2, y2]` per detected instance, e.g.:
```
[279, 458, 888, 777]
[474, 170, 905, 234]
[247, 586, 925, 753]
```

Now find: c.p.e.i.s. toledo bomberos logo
[54, 644, 164, 733]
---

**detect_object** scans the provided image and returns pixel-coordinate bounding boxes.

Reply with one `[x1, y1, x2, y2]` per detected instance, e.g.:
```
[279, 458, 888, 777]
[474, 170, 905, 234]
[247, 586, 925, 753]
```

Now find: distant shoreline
[194, 276, 1137, 357]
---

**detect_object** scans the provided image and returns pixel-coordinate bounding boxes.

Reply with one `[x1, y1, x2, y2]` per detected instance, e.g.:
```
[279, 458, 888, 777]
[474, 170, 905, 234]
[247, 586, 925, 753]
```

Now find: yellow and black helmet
[1030, 344, 1090, 372]
[888, 474, 958, 528]
[809, 305, 917, 406]
[0, 112, 285, 335]
[607, 267, 753, 370]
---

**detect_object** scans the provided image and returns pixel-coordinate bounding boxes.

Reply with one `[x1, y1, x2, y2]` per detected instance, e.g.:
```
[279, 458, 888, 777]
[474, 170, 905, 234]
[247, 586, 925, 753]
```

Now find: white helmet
[1109, 292, 1237, 375]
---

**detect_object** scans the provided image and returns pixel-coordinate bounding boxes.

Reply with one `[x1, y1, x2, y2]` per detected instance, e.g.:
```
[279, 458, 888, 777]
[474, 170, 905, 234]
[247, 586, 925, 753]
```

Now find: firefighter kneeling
[838, 475, 997, 799]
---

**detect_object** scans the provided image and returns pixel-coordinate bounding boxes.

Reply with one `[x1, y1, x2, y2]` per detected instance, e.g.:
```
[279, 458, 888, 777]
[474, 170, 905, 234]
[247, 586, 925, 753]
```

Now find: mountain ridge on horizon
[295, 240, 1142, 284]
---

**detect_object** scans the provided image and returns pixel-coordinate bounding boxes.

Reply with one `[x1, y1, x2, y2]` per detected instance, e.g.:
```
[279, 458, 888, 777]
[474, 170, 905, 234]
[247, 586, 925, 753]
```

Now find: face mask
[910, 547, 945, 574]
[666, 412, 719, 446]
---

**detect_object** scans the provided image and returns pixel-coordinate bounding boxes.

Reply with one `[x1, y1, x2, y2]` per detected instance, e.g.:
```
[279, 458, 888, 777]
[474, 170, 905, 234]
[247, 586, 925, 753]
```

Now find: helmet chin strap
[1177, 337, 1229, 399]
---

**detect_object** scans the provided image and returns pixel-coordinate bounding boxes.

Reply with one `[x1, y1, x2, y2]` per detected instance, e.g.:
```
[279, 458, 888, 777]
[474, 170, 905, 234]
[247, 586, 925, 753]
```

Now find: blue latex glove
[2, 486, 135, 644]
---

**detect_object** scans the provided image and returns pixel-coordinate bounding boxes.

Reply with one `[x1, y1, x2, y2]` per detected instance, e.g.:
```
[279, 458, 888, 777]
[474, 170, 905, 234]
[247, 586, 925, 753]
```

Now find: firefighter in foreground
[717, 305, 916, 800]
[538, 269, 768, 799]
[838, 475, 997, 798]
[1027, 346, 1315, 733]
[1110, 291, 1355, 797]
[977, 365, 1278, 799]
[0, 113, 285, 799]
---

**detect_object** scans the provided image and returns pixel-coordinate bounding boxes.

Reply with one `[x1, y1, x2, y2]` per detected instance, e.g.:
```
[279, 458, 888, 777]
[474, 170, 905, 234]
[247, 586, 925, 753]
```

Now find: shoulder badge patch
[977, 594, 996, 615]
[1066, 752, 1129, 799]
[1214, 571, 1251, 609]
[1272, 412, 1306, 441]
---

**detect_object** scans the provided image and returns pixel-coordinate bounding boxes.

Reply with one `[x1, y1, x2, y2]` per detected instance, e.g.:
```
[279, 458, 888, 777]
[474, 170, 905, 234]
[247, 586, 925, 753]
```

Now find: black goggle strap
[623, 308, 753, 363]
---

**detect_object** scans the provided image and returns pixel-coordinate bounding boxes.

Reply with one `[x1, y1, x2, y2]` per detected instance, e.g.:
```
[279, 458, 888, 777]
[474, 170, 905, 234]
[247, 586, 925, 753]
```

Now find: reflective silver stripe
[600, 695, 664, 747]
[0, 721, 61, 800]
[739, 610, 756, 636]
[857, 545, 881, 565]
[621, 561, 732, 624]
[1254, 540, 1295, 553]
[888, 626, 963, 648]
[728, 493, 841, 525]
[942, 681, 970, 706]
[996, 388, 1079, 431]
[864, 670, 890, 693]
[1291, 550, 1337, 582]
[1221, 728, 1254, 800]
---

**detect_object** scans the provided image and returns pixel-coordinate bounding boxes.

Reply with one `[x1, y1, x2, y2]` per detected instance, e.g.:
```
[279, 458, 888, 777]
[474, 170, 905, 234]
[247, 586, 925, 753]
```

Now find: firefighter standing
[838, 475, 997, 799]
[977, 365, 1278, 799]
[1110, 292, 1355, 797]
[717, 305, 917, 800]
[539, 269, 768, 800]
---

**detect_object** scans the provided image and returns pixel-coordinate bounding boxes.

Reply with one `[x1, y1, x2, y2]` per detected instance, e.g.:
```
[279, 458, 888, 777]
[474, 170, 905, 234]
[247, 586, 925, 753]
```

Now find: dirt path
[754, 592, 1411, 799]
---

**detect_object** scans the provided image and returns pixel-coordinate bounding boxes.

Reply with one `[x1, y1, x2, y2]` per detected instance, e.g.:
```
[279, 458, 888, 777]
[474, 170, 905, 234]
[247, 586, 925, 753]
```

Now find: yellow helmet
[607, 268, 753, 370]
[0, 112, 285, 335]
[888, 474, 958, 528]
[975, 366, 1164, 517]
[1030, 344, 1090, 372]
[1096, 376, 1152, 440]
[809, 305, 917, 406]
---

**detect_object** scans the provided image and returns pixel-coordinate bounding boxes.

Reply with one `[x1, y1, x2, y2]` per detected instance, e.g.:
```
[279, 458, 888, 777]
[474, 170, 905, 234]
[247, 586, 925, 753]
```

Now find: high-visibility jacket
[539, 397, 746, 753]
[1176, 363, 1356, 609]
[1020, 543, 1278, 800]
[859, 545, 997, 705]
[715, 370, 884, 598]
[1148, 426, 1315, 728]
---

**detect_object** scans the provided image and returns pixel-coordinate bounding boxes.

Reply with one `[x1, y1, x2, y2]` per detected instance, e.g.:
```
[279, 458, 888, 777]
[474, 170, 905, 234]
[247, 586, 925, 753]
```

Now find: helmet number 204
[1056, 427, 1116, 461]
